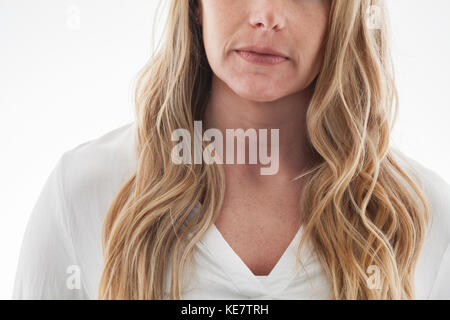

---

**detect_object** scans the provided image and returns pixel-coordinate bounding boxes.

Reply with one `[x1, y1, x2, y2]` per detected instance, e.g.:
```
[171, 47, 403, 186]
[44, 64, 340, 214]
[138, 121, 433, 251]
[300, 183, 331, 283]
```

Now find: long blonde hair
[98, 0, 430, 299]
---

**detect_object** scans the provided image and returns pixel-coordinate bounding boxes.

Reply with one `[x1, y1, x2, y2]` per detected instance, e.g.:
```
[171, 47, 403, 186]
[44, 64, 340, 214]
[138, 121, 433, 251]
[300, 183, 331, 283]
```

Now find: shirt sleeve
[12, 154, 89, 299]
[428, 243, 450, 299]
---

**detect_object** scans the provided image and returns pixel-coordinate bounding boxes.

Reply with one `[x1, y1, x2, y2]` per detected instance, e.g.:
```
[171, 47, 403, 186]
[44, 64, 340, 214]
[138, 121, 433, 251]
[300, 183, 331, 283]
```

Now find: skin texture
[198, 0, 331, 276]
[199, 0, 330, 102]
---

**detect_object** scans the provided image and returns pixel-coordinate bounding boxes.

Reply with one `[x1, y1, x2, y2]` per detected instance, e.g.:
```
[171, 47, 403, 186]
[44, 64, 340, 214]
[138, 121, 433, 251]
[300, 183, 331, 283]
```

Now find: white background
[0, 0, 449, 299]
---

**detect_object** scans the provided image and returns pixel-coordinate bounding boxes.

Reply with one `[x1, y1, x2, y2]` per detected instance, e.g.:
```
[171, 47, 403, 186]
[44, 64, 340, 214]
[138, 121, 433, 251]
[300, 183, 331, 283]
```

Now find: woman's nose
[248, 0, 286, 32]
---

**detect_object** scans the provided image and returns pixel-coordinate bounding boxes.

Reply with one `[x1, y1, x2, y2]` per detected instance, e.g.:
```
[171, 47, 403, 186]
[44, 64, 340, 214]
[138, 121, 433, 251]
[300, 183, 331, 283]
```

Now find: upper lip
[235, 46, 289, 59]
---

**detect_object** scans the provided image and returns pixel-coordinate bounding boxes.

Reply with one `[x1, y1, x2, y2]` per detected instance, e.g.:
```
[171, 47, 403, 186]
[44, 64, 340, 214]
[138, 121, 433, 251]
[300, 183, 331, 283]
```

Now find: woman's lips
[235, 50, 288, 66]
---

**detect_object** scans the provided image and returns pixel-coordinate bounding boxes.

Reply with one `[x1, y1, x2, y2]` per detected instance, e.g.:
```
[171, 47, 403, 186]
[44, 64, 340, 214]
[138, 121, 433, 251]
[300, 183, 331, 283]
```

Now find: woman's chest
[214, 199, 302, 276]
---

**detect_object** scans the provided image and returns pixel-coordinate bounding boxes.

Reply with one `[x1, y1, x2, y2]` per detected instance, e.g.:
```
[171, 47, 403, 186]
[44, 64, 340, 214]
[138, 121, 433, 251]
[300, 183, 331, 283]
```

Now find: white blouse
[12, 122, 450, 299]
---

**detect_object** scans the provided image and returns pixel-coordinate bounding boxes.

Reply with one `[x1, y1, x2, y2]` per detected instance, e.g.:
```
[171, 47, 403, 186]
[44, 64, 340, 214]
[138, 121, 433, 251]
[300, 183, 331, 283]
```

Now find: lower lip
[235, 50, 288, 66]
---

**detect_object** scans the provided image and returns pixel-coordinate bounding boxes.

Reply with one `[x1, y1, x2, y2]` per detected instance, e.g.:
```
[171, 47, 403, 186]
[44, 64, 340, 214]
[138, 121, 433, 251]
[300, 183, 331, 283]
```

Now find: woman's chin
[231, 84, 286, 103]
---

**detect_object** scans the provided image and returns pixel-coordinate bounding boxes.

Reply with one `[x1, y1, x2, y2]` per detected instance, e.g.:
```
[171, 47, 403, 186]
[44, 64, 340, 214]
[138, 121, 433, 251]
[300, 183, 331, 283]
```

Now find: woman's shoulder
[391, 147, 450, 240]
[61, 121, 137, 174]
[60, 121, 138, 189]
[57, 121, 138, 225]
[13, 122, 138, 299]
[390, 148, 450, 298]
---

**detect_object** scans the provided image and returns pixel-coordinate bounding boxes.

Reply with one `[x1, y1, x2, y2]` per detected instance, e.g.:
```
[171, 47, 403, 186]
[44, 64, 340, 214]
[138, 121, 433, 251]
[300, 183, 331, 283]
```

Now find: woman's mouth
[235, 50, 288, 66]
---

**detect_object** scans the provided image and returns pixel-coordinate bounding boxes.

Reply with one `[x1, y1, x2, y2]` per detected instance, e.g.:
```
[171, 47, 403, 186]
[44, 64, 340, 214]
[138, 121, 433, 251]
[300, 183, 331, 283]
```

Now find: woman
[13, 0, 450, 300]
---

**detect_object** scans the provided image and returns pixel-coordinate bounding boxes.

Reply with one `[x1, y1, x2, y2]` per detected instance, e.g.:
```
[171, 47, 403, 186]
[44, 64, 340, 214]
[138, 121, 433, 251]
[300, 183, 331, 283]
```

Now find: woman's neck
[203, 74, 316, 181]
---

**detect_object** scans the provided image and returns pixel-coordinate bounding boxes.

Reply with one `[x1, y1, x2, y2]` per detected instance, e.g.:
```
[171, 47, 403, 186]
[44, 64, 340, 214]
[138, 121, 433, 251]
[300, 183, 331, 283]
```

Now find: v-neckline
[193, 201, 314, 297]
